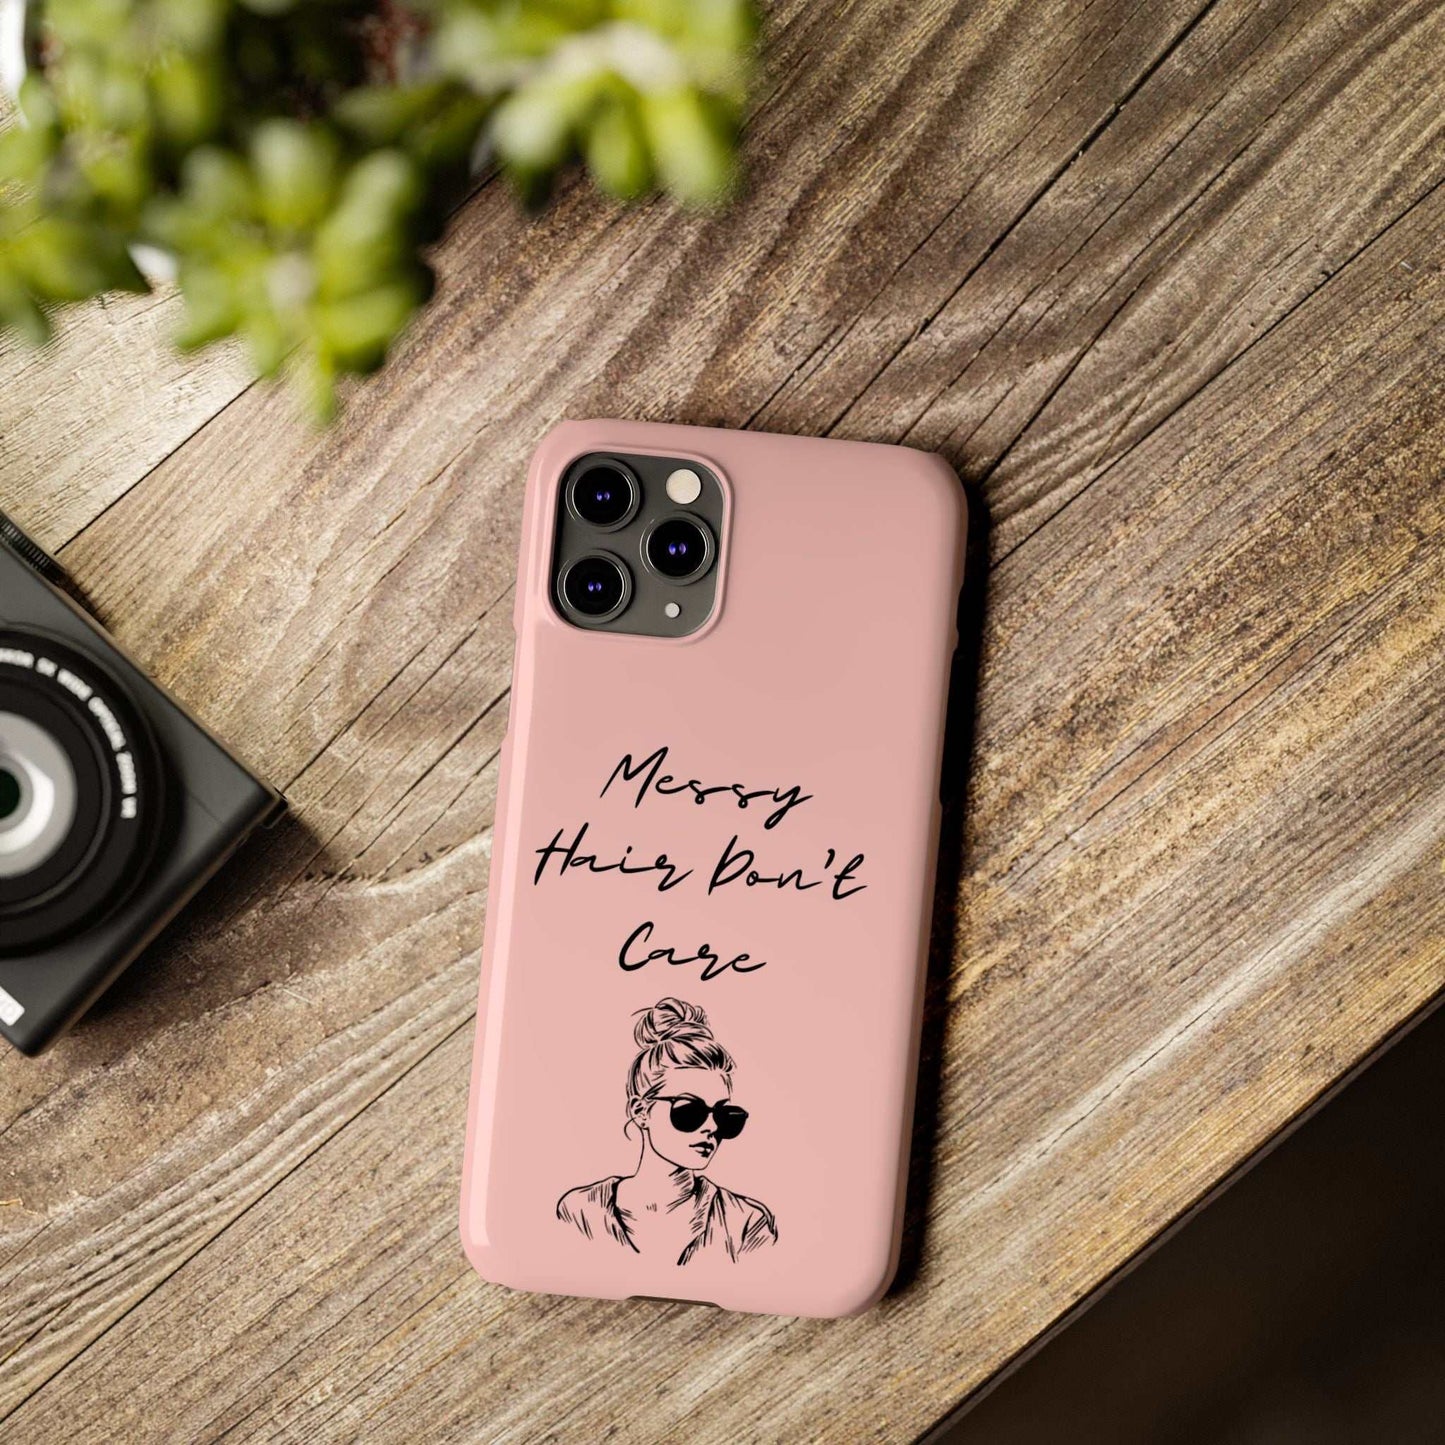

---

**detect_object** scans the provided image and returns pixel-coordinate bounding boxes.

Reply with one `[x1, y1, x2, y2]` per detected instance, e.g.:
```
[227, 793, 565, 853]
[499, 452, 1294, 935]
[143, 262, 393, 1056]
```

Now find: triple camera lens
[558, 458, 718, 630]
[560, 554, 630, 620]
[644, 517, 713, 582]
[568, 464, 637, 530]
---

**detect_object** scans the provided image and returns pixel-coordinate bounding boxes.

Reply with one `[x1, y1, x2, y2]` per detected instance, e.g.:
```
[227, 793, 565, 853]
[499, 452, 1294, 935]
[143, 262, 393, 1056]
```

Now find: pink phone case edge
[461, 419, 966, 1318]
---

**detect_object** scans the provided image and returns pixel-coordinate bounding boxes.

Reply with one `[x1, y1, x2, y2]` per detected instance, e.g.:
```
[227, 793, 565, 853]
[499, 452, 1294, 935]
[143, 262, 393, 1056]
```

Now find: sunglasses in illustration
[655, 1094, 749, 1140]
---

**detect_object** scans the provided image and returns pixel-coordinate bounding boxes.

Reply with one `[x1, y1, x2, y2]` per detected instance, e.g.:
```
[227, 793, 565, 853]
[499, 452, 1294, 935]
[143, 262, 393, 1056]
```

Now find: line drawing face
[556, 997, 778, 1266]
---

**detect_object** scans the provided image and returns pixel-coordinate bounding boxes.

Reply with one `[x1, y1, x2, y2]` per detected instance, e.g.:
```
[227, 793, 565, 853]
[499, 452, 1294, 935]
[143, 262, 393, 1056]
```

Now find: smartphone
[460, 419, 966, 1318]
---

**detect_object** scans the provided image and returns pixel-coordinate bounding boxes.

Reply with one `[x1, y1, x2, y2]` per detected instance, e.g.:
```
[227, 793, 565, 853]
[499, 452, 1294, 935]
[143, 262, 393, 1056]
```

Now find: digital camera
[0, 510, 283, 1055]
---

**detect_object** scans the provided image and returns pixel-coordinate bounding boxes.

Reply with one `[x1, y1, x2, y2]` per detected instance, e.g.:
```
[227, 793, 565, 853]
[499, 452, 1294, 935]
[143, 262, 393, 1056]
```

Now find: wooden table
[3, 1, 1443, 1439]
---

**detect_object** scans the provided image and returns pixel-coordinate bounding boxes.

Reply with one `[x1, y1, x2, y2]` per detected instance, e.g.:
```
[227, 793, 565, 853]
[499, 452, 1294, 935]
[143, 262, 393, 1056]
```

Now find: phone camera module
[644, 516, 715, 583]
[560, 553, 632, 622]
[568, 464, 638, 531]
[550, 451, 724, 638]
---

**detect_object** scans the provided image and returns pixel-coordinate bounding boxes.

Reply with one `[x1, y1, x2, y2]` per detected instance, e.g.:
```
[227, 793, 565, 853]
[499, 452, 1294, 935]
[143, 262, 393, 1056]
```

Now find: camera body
[0, 515, 283, 1055]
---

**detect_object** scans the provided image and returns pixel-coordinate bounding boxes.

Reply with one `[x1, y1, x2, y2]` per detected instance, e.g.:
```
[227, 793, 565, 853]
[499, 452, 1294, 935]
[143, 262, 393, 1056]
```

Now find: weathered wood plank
[0, 290, 251, 549]
[760, 0, 1445, 555]
[2, 0, 1443, 1438]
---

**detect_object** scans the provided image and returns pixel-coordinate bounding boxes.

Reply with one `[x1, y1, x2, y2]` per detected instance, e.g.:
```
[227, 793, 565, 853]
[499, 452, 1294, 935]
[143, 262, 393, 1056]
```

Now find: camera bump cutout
[552, 453, 725, 638]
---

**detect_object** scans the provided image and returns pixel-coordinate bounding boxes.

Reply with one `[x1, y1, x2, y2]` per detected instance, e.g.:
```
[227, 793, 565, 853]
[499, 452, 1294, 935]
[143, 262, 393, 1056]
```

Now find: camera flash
[665, 468, 703, 505]
[664, 602, 682, 619]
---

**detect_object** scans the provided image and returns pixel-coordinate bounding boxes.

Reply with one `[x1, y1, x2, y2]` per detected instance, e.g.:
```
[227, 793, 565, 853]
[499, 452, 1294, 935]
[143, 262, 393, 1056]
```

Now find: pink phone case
[460, 419, 966, 1317]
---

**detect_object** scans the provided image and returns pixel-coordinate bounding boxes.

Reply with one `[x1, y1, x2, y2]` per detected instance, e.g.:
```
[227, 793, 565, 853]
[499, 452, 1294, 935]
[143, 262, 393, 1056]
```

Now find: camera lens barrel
[559, 553, 632, 622]
[0, 630, 165, 953]
[567, 463, 639, 531]
[643, 515, 716, 583]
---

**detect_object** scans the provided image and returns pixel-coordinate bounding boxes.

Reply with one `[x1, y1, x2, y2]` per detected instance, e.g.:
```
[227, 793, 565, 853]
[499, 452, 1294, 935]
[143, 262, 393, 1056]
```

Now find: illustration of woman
[557, 997, 778, 1265]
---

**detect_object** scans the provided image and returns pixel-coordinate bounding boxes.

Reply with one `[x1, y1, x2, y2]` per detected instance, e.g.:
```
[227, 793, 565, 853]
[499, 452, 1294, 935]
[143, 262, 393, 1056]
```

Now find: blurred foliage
[0, 0, 758, 416]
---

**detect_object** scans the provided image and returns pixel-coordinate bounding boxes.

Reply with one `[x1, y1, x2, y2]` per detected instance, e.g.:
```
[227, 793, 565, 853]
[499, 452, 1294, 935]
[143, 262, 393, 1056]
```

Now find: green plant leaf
[0, 0, 760, 418]
[640, 86, 737, 204]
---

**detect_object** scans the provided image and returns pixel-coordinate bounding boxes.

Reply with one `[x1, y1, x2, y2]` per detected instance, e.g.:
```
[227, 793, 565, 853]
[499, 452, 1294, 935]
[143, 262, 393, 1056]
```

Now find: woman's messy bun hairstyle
[626, 998, 734, 1118]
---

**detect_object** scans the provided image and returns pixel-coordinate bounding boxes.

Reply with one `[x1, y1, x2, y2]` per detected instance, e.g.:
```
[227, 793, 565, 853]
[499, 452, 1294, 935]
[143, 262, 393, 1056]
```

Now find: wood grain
[0, 289, 252, 549]
[2, 0, 1442, 1439]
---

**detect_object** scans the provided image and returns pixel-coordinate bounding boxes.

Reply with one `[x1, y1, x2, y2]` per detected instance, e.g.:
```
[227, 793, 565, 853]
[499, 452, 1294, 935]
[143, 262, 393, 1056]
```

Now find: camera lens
[0, 766, 19, 820]
[644, 516, 714, 582]
[569, 464, 637, 530]
[0, 630, 164, 953]
[560, 553, 631, 621]
[0, 719, 78, 881]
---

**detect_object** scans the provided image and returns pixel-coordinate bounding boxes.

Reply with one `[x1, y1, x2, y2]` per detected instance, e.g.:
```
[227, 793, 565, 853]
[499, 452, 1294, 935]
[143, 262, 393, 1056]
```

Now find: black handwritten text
[602, 745, 813, 831]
